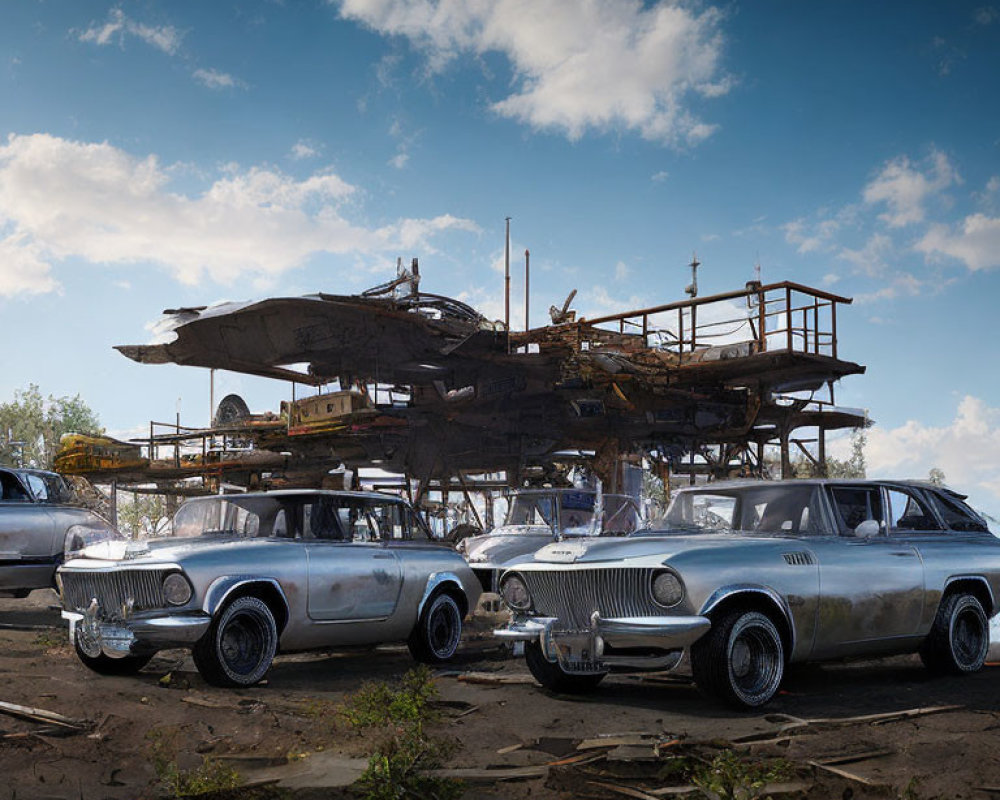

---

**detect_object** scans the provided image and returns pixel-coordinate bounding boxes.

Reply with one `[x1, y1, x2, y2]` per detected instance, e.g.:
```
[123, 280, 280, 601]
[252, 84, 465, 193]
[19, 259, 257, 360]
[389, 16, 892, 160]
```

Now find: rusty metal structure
[56, 259, 866, 497]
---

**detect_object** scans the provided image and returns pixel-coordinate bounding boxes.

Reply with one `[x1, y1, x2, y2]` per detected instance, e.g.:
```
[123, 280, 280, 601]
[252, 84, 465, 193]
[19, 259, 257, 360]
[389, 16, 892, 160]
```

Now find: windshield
[660, 485, 831, 535]
[503, 494, 557, 532]
[168, 494, 429, 541]
[501, 491, 640, 536]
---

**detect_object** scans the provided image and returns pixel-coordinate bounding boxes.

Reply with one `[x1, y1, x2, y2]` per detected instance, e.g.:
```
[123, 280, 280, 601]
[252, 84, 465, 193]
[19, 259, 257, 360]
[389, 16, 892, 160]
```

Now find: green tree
[0, 384, 103, 469]
[825, 427, 867, 479]
[117, 492, 169, 539]
[928, 467, 946, 486]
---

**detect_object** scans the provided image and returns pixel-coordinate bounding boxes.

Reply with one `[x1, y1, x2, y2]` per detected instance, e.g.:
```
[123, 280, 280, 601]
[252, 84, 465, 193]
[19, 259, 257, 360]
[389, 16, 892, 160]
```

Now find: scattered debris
[733, 705, 962, 744]
[0, 699, 92, 734]
[427, 765, 550, 782]
[456, 671, 539, 686]
[808, 760, 878, 786]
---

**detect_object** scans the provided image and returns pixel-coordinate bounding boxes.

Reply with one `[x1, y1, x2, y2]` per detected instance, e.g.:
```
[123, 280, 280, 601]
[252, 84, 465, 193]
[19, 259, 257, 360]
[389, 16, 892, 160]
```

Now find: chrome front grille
[61, 569, 169, 621]
[522, 568, 659, 630]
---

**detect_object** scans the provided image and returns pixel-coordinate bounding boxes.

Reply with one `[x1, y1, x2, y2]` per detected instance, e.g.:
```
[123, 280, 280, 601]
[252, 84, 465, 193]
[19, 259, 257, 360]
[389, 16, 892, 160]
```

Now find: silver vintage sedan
[1, 467, 110, 598]
[58, 490, 481, 686]
[496, 479, 998, 708]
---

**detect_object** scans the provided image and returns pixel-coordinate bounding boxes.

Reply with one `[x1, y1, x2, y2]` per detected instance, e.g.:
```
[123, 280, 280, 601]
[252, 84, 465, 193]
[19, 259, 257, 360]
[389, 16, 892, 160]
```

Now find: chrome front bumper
[495, 613, 711, 672]
[63, 605, 211, 659]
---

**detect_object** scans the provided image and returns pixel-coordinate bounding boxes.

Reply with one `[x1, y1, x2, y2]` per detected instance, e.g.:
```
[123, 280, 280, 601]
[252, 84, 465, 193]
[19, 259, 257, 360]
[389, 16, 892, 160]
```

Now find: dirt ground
[3, 590, 1000, 800]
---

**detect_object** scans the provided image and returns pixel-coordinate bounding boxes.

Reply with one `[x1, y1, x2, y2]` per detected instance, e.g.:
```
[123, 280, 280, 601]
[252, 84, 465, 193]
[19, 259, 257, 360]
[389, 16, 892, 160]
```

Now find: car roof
[675, 478, 967, 500]
[183, 489, 406, 503]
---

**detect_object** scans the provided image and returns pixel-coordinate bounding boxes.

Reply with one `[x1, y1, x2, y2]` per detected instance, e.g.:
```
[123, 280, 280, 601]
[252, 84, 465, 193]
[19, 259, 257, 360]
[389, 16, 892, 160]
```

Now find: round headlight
[500, 573, 532, 612]
[162, 573, 193, 606]
[651, 570, 684, 608]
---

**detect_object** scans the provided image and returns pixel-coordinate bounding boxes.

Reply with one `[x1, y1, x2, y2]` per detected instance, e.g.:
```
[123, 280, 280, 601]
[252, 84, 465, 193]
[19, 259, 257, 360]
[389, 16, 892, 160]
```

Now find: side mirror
[854, 519, 881, 538]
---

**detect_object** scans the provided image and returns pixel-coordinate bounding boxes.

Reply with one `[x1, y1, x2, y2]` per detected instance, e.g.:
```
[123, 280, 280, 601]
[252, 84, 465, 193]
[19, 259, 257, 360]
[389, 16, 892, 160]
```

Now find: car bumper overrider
[495, 613, 711, 672]
[63, 602, 211, 659]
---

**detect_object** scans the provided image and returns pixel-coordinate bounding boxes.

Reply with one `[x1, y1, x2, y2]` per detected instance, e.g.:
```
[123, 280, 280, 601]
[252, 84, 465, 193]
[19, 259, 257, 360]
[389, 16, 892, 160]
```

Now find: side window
[340, 503, 378, 542]
[928, 492, 989, 533]
[407, 509, 429, 540]
[368, 502, 408, 540]
[273, 509, 290, 538]
[303, 499, 345, 540]
[25, 473, 47, 500]
[0, 471, 30, 502]
[886, 488, 941, 532]
[829, 486, 884, 535]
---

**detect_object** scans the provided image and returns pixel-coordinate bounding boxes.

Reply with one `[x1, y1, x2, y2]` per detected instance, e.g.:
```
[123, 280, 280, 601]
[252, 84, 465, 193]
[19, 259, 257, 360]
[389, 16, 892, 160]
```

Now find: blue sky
[1, 1, 999, 514]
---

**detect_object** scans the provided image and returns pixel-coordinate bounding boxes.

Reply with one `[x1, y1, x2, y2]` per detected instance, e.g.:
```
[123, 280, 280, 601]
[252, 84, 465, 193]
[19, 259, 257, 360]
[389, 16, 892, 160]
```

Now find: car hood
[526, 532, 786, 565]
[62, 536, 280, 567]
[463, 533, 555, 567]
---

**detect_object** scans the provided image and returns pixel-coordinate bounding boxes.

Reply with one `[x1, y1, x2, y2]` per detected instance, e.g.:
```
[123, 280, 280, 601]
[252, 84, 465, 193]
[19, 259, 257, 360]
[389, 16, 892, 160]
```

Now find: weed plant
[341, 666, 461, 800]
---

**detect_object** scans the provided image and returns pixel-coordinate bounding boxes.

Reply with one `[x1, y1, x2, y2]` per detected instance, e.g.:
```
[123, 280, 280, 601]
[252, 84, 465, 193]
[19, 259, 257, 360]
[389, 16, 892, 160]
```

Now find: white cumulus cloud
[862, 150, 960, 228]
[336, 0, 730, 145]
[77, 8, 182, 55]
[917, 213, 1000, 271]
[862, 395, 1000, 519]
[290, 140, 320, 160]
[0, 133, 480, 295]
[193, 68, 244, 90]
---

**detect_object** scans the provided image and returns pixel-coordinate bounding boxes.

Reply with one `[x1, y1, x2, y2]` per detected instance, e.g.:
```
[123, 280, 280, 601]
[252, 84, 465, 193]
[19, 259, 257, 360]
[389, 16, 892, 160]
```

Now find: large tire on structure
[74, 639, 154, 676]
[690, 608, 784, 710]
[919, 592, 988, 676]
[193, 596, 278, 687]
[524, 641, 607, 694]
[408, 592, 463, 664]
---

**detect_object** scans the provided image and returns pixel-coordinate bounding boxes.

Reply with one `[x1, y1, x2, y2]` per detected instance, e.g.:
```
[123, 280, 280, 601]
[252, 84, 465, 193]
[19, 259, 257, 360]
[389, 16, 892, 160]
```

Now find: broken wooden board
[0, 699, 91, 732]
[240, 752, 368, 790]
[427, 765, 549, 782]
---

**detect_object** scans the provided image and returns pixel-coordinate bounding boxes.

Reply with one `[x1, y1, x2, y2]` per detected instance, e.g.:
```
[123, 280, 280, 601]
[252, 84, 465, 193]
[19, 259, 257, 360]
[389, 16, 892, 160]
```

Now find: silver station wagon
[58, 490, 481, 686]
[496, 479, 998, 708]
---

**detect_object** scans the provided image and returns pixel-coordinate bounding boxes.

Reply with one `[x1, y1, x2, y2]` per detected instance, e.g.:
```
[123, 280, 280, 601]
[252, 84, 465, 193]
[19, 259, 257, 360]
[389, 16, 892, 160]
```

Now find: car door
[0, 470, 59, 561]
[810, 484, 925, 658]
[305, 498, 403, 622]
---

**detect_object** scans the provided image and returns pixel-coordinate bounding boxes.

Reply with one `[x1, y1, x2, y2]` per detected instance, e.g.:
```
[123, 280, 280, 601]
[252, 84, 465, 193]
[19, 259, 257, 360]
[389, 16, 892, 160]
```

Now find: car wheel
[691, 608, 784, 709]
[193, 596, 278, 687]
[408, 592, 463, 664]
[919, 592, 988, 675]
[524, 641, 607, 694]
[74, 639, 154, 675]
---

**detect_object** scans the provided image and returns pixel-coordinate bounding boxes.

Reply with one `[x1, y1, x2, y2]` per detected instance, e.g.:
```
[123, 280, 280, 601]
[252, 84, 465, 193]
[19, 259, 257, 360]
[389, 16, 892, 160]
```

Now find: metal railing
[576, 281, 852, 360]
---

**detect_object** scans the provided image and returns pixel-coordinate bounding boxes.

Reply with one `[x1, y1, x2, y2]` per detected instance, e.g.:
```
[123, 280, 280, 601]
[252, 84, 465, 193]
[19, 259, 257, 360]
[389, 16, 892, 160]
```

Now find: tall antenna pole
[504, 216, 511, 353]
[524, 248, 530, 331]
[504, 217, 511, 332]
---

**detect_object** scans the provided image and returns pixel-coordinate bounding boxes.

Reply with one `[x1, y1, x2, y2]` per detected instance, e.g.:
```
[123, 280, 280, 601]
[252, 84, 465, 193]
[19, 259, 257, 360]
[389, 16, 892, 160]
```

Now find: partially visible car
[0, 467, 111, 598]
[458, 487, 644, 593]
[496, 479, 999, 708]
[58, 490, 481, 686]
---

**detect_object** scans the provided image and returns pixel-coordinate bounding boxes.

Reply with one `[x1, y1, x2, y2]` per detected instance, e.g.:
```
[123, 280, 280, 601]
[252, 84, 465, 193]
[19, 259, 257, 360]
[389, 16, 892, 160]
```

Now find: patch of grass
[353, 728, 462, 800]
[340, 665, 439, 730]
[341, 666, 461, 800]
[691, 750, 793, 800]
[34, 629, 64, 649]
[148, 727, 242, 798]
